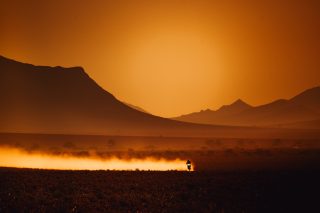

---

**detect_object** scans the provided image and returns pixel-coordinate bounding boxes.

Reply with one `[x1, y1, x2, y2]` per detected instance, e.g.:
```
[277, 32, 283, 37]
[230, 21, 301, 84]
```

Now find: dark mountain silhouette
[174, 99, 253, 125]
[0, 55, 189, 136]
[290, 86, 320, 113]
[1, 55, 319, 138]
[173, 87, 320, 128]
[0, 55, 238, 137]
[123, 102, 149, 114]
[218, 99, 252, 114]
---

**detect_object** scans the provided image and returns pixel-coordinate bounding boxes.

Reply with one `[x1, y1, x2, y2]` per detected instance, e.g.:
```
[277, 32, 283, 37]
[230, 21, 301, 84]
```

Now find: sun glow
[0, 147, 188, 171]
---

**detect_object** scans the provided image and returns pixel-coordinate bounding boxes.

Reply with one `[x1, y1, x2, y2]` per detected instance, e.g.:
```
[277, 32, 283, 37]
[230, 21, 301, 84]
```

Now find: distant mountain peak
[231, 99, 250, 107]
[218, 99, 251, 112]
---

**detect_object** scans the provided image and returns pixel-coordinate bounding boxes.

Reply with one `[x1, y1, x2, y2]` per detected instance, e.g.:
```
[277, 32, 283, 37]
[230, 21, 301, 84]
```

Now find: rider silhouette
[186, 160, 191, 171]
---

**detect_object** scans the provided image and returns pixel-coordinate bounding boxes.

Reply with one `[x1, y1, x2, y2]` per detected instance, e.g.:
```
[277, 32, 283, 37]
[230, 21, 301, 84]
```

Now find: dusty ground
[1, 168, 320, 213]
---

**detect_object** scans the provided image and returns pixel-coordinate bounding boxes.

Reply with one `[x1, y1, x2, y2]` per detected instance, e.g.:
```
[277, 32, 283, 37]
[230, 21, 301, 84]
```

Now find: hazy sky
[1, 0, 319, 117]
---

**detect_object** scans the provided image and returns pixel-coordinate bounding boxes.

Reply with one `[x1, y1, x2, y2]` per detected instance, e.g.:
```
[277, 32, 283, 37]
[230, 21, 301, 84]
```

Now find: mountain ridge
[1, 55, 319, 138]
[0, 55, 184, 135]
[173, 86, 320, 128]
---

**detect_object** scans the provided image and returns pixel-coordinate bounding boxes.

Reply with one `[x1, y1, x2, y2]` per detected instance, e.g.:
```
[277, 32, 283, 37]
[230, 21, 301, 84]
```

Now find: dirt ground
[1, 168, 320, 212]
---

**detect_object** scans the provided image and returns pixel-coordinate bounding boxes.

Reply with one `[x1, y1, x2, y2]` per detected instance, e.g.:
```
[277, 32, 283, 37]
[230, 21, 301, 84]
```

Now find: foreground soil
[0, 168, 319, 212]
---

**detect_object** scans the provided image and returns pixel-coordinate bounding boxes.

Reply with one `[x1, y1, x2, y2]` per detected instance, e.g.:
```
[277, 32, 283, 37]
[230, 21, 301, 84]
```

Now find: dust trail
[0, 147, 189, 171]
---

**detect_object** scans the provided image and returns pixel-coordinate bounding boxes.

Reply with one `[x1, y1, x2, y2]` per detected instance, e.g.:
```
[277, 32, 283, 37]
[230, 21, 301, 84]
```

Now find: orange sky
[1, 0, 319, 117]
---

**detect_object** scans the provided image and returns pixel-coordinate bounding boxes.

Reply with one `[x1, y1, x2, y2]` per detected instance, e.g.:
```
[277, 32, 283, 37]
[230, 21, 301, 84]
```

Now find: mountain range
[1, 55, 319, 138]
[173, 87, 320, 129]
